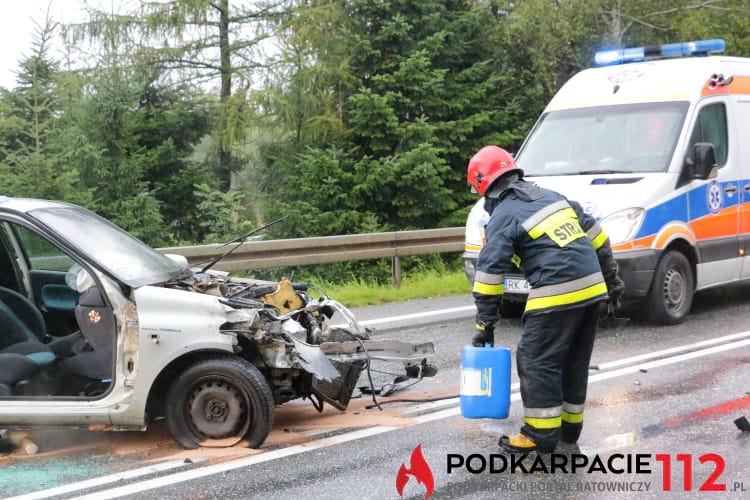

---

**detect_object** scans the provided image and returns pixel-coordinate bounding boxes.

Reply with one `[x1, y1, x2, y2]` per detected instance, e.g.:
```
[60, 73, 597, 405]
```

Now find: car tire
[646, 250, 694, 325]
[166, 355, 274, 449]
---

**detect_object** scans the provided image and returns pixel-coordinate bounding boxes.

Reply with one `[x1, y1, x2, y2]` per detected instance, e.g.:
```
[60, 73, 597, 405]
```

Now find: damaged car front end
[148, 270, 437, 448]
[0, 196, 436, 449]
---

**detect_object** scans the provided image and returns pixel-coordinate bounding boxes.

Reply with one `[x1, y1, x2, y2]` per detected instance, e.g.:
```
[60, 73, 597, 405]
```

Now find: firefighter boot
[560, 422, 582, 444]
[499, 433, 556, 453]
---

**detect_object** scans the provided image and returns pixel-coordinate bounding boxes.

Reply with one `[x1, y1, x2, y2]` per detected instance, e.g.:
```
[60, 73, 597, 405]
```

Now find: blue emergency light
[594, 39, 725, 66]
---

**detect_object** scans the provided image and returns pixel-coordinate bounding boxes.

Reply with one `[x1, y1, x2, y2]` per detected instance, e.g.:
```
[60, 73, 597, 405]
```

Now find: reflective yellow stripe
[526, 281, 608, 311]
[590, 229, 608, 250]
[562, 411, 584, 424]
[527, 208, 586, 247]
[524, 416, 562, 429]
[527, 208, 578, 239]
[473, 281, 504, 295]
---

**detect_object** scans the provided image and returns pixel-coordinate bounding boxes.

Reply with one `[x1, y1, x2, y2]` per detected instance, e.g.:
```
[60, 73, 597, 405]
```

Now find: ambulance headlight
[599, 208, 644, 245]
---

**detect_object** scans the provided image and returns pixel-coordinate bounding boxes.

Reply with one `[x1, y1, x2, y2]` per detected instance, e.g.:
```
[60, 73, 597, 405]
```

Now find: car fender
[116, 286, 236, 424]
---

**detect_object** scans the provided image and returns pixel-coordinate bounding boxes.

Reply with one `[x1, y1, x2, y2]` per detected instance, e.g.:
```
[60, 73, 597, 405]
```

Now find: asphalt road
[2, 286, 750, 499]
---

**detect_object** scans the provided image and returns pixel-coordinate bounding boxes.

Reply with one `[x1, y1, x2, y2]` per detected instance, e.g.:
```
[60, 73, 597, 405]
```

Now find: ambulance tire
[646, 250, 694, 325]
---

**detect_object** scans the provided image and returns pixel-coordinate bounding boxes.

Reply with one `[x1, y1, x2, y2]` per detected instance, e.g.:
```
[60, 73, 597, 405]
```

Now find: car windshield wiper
[165, 215, 288, 282]
[197, 215, 288, 273]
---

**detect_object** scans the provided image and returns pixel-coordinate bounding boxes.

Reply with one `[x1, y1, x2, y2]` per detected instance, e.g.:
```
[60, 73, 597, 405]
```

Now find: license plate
[504, 277, 529, 294]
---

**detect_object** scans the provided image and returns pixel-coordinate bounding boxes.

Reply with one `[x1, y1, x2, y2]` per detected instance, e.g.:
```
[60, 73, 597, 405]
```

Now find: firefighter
[467, 145, 624, 453]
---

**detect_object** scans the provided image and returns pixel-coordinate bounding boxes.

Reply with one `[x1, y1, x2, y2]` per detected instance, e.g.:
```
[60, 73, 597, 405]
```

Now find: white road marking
[410, 336, 750, 424]
[587, 337, 750, 383]
[591, 330, 750, 370]
[9, 316, 750, 500]
[68, 427, 396, 500]
[401, 331, 750, 417]
[332, 305, 475, 328]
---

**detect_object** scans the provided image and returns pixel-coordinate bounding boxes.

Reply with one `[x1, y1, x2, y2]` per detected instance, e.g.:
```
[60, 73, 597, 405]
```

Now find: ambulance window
[688, 103, 727, 167]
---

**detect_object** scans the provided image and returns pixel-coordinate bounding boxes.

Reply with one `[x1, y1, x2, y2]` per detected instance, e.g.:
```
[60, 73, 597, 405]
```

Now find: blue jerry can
[460, 344, 511, 419]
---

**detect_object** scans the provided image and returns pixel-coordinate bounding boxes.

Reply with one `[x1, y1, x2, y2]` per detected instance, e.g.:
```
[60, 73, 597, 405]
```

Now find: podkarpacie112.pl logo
[396, 445, 435, 499]
[396, 444, 747, 496]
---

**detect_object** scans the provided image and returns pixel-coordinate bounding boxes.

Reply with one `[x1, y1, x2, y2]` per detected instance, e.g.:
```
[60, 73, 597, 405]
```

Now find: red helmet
[467, 146, 521, 195]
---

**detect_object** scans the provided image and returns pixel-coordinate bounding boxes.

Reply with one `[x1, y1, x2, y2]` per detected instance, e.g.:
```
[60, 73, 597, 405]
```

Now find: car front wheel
[166, 356, 274, 449]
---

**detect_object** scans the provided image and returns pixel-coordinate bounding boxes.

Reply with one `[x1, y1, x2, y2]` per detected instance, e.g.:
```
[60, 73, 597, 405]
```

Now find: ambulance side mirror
[692, 142, 718, 180]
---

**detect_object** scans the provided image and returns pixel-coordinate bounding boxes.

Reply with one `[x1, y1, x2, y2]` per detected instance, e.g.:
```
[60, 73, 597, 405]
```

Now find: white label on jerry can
[460, 367, 492, 397]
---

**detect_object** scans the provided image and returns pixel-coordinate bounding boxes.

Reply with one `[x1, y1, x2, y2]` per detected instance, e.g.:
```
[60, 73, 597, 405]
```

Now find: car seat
[60, 286, 115, 381]
[0, 301, 54, 396]
[0, 286, 82, 357]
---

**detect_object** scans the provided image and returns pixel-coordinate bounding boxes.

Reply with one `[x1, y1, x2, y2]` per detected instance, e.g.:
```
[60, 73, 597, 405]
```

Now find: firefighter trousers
[516, 301, 601, 448]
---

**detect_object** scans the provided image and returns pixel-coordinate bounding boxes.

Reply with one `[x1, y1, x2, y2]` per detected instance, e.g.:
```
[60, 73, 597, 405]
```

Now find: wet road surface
[2, 286, 750, 499]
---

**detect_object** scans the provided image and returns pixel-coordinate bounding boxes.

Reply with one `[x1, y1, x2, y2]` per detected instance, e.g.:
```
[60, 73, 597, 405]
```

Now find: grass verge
[317, 269, 471, 307]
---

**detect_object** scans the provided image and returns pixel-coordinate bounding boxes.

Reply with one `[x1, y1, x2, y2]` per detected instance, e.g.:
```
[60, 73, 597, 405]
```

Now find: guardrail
[158, 227, 466, 286]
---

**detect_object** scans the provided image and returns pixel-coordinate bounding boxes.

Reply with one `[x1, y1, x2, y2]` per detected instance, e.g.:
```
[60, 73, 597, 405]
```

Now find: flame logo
[396, 444, 434, 499]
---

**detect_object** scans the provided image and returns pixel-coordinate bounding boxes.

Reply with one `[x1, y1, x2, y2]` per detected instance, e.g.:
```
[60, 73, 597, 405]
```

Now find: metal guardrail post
[392, 256, 401, 288]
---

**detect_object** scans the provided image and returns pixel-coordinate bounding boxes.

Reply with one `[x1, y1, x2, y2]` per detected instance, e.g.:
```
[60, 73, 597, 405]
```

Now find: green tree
[342, 0, 502, 228]
[262, 0, 353, 150]
[134, 86, 217, 243]
[669, 0, 750, 56]
[0, 15, 91, 205]
[57, 4, 222, 244]
[262, 0, 506, 236]
[109, 0, 288, 191]
[481, 0, 750, 159]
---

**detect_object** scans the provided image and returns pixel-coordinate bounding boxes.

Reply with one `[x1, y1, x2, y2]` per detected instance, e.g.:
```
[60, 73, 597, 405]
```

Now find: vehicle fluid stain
[588, 355, 748, 407]
[641, 394, 750, 438]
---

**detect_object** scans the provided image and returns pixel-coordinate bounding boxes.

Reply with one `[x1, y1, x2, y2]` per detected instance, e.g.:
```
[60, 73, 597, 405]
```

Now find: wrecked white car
[0, 196, 435, 448]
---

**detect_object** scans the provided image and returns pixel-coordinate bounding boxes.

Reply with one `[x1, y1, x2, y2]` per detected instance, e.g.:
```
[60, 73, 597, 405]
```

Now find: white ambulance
[464, 39, 750, 324]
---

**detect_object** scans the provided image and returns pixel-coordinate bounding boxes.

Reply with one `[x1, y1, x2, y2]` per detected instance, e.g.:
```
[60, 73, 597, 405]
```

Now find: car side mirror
[165, 253, 189, 267]
[692, 142, 718, 180]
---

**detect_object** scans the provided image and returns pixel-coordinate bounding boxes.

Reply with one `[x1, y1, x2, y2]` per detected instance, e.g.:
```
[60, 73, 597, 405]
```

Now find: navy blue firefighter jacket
[472, 177, 613, 323]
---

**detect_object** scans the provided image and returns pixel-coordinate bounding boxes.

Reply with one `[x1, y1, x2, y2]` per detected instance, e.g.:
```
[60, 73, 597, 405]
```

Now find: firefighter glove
[472, 319, 495, 347]
[607, 275, 625, 308]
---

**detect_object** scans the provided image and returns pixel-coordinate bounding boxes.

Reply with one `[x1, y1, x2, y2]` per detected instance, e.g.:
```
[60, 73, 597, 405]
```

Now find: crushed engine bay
[167, 272, 437, 411]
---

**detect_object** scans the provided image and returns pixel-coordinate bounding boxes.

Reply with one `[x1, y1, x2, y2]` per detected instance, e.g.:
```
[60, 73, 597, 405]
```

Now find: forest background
[1, 0, 748, 284]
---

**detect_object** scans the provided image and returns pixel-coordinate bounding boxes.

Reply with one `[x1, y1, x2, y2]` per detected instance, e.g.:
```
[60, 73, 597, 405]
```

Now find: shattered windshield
[516, 102, 688, 176]
[29, 206, 183, 288]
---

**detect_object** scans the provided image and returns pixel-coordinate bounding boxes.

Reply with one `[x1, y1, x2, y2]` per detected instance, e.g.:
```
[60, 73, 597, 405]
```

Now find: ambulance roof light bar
[594, 39, 725, 66]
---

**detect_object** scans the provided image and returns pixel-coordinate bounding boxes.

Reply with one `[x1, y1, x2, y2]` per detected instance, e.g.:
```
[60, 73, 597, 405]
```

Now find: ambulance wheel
[166, 356, 274, 449]
[646, 250, 694, 325]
